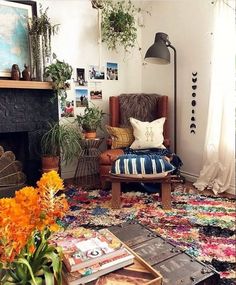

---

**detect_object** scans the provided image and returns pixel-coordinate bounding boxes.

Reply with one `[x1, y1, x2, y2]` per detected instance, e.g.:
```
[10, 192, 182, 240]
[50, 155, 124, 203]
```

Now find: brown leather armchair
[99, 94, 170, 188]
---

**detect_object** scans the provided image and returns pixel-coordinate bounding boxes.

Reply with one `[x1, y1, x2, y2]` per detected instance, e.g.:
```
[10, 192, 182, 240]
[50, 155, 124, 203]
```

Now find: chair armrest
[163, 138, 171, 148]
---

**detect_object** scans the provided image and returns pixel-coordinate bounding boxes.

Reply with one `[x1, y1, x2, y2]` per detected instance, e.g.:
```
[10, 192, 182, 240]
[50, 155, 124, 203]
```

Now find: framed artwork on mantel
[0, 0, 36, 78]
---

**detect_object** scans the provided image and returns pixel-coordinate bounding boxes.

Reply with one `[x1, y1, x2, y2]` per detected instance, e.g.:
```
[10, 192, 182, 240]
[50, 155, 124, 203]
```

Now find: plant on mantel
[44, 53, 73, 106]
[28, 4, 59, 81]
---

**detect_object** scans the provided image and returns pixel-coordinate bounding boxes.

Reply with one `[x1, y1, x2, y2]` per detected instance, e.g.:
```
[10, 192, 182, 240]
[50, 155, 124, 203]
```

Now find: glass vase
[29, 34, 44, 81]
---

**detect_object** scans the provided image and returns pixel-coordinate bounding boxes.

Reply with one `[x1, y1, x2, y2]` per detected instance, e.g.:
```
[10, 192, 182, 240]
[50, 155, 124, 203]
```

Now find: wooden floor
[64, 178, 235, 199]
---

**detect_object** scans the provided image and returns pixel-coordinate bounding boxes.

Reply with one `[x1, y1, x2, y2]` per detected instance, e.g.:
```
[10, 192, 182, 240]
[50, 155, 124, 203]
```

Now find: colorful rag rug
[62, 184, 236, 285]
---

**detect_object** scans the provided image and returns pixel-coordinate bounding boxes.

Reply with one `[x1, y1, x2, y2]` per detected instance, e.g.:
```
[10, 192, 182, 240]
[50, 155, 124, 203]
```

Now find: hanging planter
[101, 0, 138, 51]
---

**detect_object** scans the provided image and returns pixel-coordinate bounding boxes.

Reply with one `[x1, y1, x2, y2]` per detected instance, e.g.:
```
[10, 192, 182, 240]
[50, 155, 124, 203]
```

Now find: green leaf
[44, 251, 62, 284]
[42, 266, 54, 285]
[29, 276, 44, 285]
[15, 258, 37, 285]
[44, 252, 60, 272]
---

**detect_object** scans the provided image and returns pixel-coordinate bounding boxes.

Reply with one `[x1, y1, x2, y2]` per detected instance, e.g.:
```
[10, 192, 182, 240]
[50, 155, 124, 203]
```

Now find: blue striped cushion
[111, 154, 175, 175]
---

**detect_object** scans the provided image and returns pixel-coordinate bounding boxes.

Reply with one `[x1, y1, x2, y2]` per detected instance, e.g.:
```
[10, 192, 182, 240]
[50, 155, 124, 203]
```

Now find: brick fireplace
[0, 81, 58, 196]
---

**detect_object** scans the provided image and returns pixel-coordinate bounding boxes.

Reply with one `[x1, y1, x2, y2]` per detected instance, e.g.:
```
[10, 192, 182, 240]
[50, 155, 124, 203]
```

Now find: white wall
[39, 0, 143, 178]
[141, 0, 214, 182]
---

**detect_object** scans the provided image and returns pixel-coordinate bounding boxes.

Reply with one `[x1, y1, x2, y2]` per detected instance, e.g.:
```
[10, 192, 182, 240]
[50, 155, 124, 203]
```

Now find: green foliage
[1, 229, 62, 285]
[29, 5, 59, 56]
[41, 122, 82, 164]
[28, 5, 59, 78]
[101, 0, 137, 51]
[44, 54, 73, 102]
[75, 104, 105, 132]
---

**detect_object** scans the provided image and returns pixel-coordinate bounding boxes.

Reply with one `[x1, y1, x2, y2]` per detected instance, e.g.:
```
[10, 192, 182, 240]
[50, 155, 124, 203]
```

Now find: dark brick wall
[0, 88, 58, 186]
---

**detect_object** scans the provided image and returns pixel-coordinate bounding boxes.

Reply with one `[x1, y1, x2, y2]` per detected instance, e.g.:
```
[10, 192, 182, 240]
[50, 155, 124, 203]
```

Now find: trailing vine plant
[28, 5, 59, 80]
[44, 53, 73, 106]
[101, 0, 138, 51]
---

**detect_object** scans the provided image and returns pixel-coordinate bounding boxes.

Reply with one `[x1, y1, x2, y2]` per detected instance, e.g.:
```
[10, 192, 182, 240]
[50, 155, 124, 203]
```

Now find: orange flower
[0, 171, 68, 264]
[37, 170, 64, 195]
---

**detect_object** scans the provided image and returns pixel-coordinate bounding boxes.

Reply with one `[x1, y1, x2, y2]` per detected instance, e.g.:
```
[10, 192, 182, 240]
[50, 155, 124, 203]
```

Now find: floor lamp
[144, 32, 177, 154]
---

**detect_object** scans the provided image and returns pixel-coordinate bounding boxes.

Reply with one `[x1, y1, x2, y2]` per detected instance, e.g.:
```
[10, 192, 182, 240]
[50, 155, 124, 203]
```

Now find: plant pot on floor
[41, 156, 59, 173]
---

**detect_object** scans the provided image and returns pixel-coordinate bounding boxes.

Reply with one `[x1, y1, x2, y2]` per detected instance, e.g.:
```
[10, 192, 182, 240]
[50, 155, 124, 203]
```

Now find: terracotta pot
[84, 131, 97, 139]
[41, 156, 59, 173]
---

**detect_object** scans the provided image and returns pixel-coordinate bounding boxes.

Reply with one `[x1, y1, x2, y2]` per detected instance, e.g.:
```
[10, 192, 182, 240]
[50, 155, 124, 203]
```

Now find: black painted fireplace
[0, 87, 58, 193]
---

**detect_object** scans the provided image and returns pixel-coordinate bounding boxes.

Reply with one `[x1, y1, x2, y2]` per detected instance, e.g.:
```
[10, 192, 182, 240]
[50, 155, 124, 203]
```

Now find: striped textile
[111, 154, 175, 175]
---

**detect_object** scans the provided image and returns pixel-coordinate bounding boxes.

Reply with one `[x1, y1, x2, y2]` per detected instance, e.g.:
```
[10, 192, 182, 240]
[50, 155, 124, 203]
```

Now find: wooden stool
[107, 174, 172, 210]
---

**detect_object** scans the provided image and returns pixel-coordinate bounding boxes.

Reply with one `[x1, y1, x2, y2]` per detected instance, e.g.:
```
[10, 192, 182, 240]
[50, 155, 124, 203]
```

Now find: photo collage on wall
[67, 62, 118, 116]
[60, 62, 119, 117]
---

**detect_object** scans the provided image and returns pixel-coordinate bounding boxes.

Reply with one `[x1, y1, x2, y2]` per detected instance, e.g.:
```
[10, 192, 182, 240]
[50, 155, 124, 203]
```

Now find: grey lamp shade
[145, 32, 170, 64]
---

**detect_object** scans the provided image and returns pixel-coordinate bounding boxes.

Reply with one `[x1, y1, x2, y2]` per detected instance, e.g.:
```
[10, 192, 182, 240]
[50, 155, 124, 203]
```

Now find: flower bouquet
[0, 171, 69, 285]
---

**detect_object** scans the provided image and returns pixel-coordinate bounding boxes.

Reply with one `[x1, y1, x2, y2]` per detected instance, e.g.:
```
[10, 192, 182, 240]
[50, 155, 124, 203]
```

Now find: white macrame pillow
[130, 117, 166, 150]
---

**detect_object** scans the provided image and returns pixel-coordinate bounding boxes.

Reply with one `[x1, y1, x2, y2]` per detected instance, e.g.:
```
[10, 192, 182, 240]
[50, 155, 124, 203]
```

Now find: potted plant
[41, 122, 82, 173]
[0, 171, 68, 284]
[101, 0, 137, 51]
[28, 5, 59, 80]
[75, 104, 106, 139]
[44, 53, 73, 105]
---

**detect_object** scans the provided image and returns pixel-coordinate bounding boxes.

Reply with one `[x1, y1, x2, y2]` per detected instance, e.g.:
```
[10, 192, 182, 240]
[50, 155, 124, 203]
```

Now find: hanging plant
[28, 5, 59, 80]
[101, 0, 138, 51]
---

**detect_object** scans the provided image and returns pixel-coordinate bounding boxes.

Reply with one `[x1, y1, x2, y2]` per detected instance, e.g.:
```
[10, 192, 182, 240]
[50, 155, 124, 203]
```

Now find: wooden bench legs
[111, 180, 172, 210]
[160, 182, 172, 210]
[111, 182, 121, 209]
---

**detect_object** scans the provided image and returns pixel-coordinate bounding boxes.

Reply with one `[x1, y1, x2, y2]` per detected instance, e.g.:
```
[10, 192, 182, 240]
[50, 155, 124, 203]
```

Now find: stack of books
[50, 228, 134, 285]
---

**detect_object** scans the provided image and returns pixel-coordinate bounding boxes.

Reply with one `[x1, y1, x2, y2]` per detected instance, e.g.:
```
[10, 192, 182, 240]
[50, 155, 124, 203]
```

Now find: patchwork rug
[62, 184, 236, 285]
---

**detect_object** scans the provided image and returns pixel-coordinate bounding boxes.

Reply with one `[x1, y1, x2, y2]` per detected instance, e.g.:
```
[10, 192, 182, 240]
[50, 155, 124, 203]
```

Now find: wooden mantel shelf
[0, 80, 53, 90]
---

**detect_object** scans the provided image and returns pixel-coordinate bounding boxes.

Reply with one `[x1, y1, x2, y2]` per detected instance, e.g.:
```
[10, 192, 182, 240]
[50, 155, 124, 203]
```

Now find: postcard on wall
[88, 65, 105, 80]
[106, 62, 118, 80]
[90, 90, 102, 100]
[61, 99, 75, 118]
[75, 88, 88, 107]
[76, 68, 87, 86]
[89, 82, 102, 100]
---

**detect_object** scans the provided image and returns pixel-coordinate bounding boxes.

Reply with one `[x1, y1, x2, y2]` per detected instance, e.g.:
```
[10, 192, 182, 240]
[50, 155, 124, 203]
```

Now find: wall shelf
[0, 80, 52, 90]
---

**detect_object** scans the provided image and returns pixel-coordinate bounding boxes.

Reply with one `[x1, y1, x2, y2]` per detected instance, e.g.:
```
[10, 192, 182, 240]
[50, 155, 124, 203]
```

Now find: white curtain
[194, 0, 236, 195]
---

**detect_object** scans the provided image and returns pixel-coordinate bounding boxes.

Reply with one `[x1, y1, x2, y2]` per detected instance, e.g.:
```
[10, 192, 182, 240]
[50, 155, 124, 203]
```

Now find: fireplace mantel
[0, 80, 52, 90]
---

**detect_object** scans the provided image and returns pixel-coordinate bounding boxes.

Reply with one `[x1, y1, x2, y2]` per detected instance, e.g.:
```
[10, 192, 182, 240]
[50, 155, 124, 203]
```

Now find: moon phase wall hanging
[190, 71, 198, 134]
